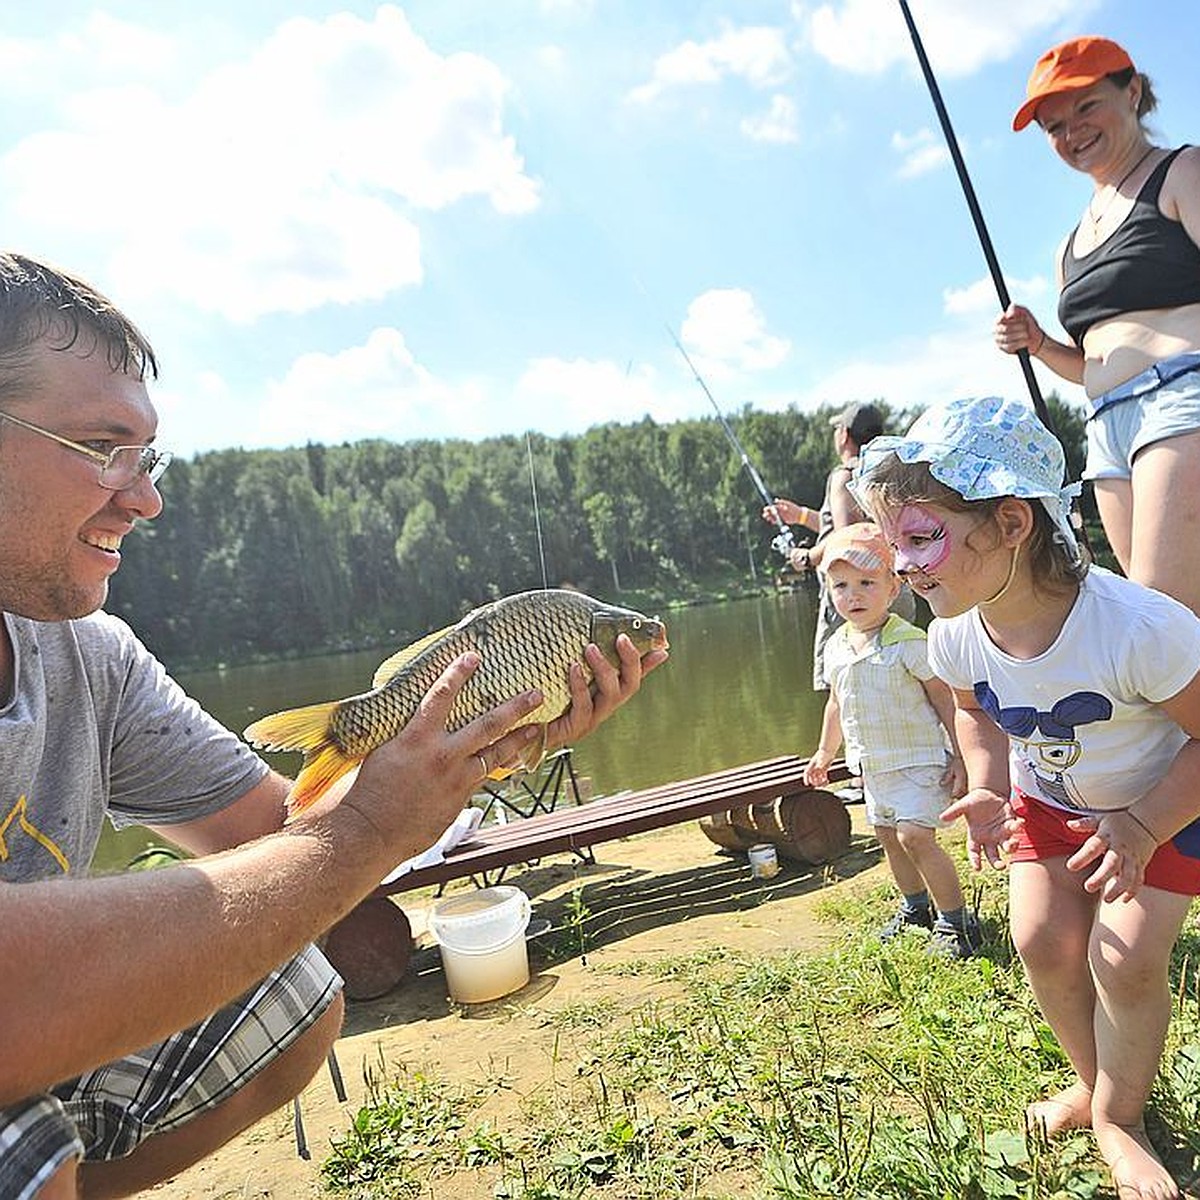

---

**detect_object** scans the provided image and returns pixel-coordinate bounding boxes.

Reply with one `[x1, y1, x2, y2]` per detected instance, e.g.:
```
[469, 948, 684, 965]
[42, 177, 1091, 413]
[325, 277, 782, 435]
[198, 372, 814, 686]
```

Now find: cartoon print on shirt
[975, 683, 1114, 809]
[0, 796, 70, 873]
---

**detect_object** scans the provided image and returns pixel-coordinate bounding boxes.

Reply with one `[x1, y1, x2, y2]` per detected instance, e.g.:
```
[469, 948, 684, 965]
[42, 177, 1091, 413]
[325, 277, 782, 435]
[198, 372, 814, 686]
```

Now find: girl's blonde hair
[859, 452, 1087, 596]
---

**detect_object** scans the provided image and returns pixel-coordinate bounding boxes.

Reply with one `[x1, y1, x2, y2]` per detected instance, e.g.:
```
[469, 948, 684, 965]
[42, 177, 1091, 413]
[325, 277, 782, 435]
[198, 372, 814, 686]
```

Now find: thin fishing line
[527, 430, 550, 589]
[625, 269, 795, 557]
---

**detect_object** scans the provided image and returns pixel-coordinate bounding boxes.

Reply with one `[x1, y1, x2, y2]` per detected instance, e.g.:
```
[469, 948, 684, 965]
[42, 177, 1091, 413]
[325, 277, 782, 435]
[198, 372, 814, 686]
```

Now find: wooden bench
[321, 755, 855, 999]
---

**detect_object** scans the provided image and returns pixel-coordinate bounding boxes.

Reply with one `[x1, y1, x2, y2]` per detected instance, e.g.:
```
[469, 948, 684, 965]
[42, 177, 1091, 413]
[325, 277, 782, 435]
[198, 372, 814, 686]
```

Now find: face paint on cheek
[890, 506, 951, 575]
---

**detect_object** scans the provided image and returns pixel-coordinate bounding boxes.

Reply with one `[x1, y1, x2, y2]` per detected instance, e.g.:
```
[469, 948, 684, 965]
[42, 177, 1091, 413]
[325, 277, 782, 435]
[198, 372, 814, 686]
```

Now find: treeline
[109, 395, 1094, 667]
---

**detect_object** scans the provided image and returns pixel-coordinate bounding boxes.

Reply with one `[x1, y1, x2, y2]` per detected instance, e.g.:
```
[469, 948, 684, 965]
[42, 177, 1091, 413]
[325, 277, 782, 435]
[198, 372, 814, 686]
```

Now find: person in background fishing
[0, 251, 666, 1200]
[801, 523, 976, 957]
[763, 402, 915, 692]
[995, 35, 1200, 619]
[854, 394, 1200, 1200]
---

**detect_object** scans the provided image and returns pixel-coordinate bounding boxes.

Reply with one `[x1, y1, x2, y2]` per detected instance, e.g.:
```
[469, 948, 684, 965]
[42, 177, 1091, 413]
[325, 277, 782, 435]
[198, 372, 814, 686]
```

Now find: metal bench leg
[293, 1047, 348, 1158]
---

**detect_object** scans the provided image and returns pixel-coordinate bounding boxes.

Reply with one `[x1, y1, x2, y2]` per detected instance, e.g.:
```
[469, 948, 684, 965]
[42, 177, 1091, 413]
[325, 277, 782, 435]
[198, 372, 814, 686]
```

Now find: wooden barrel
[698, 809, 760, 851]
[729, 790, 850, 865]
[321, 897, 414, 1000]
[777, 789, 851, 864]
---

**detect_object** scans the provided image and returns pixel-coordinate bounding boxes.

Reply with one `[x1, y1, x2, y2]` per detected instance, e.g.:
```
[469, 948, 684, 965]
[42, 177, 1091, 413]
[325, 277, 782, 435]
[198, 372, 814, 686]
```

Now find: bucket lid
[431, 885, 531, 952]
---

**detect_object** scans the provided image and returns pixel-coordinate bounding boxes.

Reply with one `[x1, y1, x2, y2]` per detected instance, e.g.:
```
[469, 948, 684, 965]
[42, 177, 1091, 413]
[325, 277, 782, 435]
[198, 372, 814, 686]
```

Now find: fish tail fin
[286, 745, 359, 817]
[244, 701, 357, 816]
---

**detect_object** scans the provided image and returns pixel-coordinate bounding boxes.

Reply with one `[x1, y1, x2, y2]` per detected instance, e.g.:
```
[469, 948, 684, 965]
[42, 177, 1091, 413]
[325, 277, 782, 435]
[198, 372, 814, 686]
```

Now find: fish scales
[243, 589, 668, 815]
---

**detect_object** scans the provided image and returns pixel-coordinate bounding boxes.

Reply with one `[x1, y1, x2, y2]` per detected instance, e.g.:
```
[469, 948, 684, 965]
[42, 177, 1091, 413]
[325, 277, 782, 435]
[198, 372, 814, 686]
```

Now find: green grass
[321, 866, 1200, 1199]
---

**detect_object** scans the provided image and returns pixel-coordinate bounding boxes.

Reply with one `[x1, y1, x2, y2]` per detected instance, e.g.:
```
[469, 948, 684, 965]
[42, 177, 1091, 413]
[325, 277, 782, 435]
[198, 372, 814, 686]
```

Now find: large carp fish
[244, 589, 668, 815]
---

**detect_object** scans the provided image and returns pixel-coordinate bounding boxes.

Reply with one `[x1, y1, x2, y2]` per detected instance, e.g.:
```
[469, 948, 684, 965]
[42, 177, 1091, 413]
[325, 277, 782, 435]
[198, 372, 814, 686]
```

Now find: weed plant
[322, 864, 1200, 1199]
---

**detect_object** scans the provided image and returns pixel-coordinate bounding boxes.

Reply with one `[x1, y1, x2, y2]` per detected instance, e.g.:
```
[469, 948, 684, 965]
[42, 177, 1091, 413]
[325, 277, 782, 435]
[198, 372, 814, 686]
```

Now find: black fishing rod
[896, 0, 1053, 434]
[665, 322, 796, 557]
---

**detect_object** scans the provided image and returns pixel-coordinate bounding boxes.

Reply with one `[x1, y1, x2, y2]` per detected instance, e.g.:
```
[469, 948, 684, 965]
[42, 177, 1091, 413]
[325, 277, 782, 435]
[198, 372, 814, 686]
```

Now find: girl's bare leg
[1089, 888, 1190, 1200]
[1008, 860, 1098, 1134]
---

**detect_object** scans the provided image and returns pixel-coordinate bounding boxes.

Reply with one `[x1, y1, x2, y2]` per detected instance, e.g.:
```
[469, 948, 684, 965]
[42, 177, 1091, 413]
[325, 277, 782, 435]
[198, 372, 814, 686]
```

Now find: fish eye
[632, 618, 643, 630]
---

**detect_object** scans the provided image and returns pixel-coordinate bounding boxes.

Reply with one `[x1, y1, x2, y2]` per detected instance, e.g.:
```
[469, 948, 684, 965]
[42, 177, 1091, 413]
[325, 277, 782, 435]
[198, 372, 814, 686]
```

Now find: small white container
[748, 843, 780, 880]
[430, 886, 532, 1003]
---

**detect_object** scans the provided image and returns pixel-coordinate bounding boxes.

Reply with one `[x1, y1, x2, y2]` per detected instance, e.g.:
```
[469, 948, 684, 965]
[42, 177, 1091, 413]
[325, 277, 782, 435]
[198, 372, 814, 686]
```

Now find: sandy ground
[145, 803, 886, 1200]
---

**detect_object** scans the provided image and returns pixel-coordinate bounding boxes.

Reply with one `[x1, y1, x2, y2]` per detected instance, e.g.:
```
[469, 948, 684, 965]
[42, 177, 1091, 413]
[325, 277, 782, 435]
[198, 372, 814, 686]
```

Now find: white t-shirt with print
[928, 568, 1200, 814]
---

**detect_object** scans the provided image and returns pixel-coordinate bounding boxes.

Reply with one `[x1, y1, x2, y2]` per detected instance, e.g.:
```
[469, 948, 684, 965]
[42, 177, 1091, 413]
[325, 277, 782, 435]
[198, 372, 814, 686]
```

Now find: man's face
[0, 340, 163, 621]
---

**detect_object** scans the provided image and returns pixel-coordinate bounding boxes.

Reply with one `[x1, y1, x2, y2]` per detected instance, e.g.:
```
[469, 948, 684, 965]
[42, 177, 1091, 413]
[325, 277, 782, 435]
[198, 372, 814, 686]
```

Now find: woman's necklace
[1087, 146, 1155, 228]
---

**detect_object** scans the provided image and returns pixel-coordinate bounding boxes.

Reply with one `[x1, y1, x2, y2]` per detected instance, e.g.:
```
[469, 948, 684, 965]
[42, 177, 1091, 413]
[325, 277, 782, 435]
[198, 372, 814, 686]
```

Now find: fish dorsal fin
[371, 624, 455, 688]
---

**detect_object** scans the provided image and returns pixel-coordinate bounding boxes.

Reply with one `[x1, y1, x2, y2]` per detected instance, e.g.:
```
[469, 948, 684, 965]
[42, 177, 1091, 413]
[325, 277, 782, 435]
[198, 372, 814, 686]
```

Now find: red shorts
[1009, 790, 1200, 897]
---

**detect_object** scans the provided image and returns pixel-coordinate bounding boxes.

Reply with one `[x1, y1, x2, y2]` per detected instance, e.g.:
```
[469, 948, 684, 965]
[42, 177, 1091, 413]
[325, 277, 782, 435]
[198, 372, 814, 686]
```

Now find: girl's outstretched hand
[941, 788, 1021, 871]
[1064, 810, 1159, 902]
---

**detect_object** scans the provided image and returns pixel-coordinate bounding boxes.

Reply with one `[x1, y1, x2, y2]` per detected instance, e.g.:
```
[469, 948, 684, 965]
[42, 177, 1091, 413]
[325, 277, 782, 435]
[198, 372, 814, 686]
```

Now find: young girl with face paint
[853, 395, 1200, 1200]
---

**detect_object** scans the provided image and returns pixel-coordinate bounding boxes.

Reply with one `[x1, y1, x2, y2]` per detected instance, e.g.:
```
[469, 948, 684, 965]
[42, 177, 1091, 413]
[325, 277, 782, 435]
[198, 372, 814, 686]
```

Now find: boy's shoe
[929, 914, 982, 959]
[879, 904, 933, 942]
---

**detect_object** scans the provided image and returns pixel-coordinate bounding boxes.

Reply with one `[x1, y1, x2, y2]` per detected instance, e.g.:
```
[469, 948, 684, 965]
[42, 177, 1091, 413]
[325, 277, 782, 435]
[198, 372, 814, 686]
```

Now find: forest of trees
[108, 395, 1095, 669]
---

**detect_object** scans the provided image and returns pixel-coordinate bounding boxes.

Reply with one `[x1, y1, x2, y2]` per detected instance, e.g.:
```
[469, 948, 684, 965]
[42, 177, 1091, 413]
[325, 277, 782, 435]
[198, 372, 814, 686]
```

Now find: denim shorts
[864, 761, 953, 829]
[1085, 354, 1200, 481]
[0, 945, 340, 1200]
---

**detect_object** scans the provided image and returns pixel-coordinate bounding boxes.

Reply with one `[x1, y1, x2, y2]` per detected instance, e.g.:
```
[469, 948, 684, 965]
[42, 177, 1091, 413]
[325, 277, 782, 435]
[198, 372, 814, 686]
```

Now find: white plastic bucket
[430, 885, 532, 1003]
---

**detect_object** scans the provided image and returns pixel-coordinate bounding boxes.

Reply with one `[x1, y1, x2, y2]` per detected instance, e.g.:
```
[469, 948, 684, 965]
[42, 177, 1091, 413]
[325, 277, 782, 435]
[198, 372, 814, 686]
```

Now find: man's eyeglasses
[0, 409, 172, 489]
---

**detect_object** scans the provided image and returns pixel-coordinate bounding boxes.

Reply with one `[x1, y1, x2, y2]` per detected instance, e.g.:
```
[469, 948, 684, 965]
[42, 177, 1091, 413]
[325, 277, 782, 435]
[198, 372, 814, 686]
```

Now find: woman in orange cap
[995, 36, 1200, 623]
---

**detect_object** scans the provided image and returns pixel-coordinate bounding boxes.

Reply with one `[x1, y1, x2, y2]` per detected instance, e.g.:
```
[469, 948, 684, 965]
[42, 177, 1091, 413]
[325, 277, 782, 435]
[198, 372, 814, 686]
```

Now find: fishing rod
[526, 431, 550, 589]
[665, 322, 796, 557]
[896, 0, 1054, 434]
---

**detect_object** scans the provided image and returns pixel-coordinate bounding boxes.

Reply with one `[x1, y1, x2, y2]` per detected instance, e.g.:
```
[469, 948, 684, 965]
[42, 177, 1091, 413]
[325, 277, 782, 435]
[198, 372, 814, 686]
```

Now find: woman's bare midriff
[1082, 303, 1200, 398]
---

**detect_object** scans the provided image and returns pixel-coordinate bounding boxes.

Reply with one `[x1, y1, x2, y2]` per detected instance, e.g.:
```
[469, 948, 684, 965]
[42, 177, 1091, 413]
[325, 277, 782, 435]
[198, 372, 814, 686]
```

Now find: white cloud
[253, 327, 492, 448]
[0, 5, 539, 321]
[741, 94, 800, 143]
[681, 289, 791, 377]
[794, 324, 1084, 420]
[515, 358, 679, 430]
[0, 13, 180, 95]
[628, 25, 792, 104]
[943, 272, 1051, 316]
[803, 0, 1101, 78]
[891, 127, 950, 178]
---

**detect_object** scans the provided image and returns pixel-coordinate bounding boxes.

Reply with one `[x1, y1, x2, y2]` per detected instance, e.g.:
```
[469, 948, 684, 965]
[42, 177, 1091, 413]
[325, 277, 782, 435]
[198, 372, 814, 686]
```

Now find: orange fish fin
[244, 701, 340, 753]
[286, 745, 359, 817]
[370, 625, 454, 688]
[484, 724, 548, 783]
[243, 701, 357, 817]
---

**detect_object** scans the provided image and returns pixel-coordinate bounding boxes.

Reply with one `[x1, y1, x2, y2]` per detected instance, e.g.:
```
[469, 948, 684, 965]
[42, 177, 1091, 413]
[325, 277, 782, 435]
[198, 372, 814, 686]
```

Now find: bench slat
[375, 755, 852, 896]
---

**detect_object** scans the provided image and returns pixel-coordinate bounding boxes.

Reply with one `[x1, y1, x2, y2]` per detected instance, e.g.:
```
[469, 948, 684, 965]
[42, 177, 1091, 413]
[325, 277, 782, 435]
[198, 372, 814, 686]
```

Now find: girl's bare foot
[1025, 1081, 1092, 1137]
[1094, 1122, 1179, 1200]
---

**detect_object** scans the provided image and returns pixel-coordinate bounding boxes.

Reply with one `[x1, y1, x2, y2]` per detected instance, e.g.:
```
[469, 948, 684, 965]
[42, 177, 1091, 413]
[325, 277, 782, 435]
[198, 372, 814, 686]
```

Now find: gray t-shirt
[0, 611, 269, 882]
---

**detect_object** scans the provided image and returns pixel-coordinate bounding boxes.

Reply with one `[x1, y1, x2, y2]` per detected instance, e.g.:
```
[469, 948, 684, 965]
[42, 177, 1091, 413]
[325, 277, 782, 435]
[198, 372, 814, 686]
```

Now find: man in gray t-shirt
[0, 253, 667, 1199]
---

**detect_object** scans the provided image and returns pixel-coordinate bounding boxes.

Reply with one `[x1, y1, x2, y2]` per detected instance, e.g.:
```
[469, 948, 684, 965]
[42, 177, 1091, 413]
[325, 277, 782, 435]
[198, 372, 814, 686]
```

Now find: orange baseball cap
[1012, 36, 1134, 132]
[818, 522, 895, 575]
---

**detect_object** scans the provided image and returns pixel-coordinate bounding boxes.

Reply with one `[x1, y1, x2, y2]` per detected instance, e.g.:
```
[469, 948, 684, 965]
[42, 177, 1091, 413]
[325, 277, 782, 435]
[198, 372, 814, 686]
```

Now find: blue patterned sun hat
[852, 396, 1082, 561]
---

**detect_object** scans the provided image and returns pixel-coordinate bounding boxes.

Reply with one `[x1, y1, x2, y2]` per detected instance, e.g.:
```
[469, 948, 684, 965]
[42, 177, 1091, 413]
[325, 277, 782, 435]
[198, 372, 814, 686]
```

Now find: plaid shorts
[0, 945, 340, 1200]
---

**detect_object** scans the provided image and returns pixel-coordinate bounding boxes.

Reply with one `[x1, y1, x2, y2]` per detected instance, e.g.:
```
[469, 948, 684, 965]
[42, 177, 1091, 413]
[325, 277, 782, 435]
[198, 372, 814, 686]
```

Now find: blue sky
[2, 2, 1193, 457]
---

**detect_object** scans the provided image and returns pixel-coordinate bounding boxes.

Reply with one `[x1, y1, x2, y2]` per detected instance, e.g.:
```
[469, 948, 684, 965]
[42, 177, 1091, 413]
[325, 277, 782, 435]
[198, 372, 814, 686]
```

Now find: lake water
[97, 588, 829, 868]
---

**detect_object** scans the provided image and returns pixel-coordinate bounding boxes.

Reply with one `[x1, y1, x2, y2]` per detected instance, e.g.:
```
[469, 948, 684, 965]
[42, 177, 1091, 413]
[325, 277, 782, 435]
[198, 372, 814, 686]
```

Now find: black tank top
[1058, 147, 1200, 345]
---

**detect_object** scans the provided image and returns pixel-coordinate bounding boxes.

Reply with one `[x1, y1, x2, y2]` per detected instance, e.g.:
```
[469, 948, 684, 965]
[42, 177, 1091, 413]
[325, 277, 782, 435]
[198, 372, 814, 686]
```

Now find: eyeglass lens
[98, 446, 173, 489]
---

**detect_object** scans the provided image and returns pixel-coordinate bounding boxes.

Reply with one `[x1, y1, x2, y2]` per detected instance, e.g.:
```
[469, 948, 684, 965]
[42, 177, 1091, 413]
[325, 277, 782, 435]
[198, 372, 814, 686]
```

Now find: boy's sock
[880, 891, 933, 941]
[930, 906, 982, 959]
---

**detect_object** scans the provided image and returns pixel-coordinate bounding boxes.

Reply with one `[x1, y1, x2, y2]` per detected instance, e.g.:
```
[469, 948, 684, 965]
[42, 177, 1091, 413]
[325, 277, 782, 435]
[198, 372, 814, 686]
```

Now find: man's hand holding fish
[542, 627, 669, 754]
